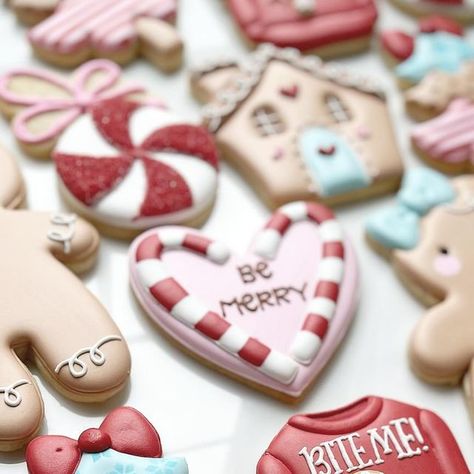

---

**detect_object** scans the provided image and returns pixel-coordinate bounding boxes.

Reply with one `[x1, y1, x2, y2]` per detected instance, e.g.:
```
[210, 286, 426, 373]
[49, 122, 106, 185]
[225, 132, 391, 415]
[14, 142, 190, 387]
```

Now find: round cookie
[257, 396, 469, 473]
[389, 0, 474, 24]
[28, 0, 183, 72]
[26, 407, 188, 473]
[130, 201, 359, 402]
[0, 60, 220, 238]
[227, 0, 378, 58]
[191, 44, 403, 210]
[0, 144, 131, 452]
[366, 169, 474, 421]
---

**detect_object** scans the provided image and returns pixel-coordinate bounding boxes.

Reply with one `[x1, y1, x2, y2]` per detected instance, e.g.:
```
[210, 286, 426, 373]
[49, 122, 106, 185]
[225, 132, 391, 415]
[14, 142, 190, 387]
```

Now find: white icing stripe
[291, 331, 322, 365]
[55, 336, 122, 378]
[171, 296, 208, 326]
[0, 380, 31, 408]
[307, 297, 337, 319]
[159, 228, 186, 247]
[318, 257, 345, 283]
[260, 351, 299, 384]
[207, 241, 231, 264]
[137, 259, 170, 287]
[280, 201, 308, 221]
[217, 325, 249, 353]
[320, 220, 344, 242]
[254, 229, 281, 259]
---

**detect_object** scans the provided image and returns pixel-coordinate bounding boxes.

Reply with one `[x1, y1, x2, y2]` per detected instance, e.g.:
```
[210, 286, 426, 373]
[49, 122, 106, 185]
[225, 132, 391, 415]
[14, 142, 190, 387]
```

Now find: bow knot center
[78, 428, 111, 453]
[132, 147, 150, 161]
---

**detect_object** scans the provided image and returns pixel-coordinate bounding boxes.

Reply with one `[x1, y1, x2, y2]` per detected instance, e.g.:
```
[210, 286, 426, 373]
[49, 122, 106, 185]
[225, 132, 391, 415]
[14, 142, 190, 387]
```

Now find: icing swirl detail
[55, 335, 122, 378]
[47, 213, 77, 254]
[0, 379, 30, 408]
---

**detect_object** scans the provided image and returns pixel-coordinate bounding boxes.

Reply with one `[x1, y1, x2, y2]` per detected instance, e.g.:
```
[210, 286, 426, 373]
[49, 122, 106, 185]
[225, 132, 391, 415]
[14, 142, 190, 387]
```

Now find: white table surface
[0, 1, 473, 472]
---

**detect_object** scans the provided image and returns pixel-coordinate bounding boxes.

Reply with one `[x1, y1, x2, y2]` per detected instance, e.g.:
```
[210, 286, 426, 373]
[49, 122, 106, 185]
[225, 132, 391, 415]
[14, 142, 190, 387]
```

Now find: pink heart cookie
[129, 202, 358, 401]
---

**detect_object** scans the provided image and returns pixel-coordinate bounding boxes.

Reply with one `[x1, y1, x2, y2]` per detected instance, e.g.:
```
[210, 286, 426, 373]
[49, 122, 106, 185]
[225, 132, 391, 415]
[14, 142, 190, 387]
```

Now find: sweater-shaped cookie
[257, 396, 469, 473]
[380, 16, 474, 87]
[130, 201, 358, 402]
[0, 145, 131, 452]
[26, 407, 188, 474]
[227, 0, 378, 58]
[389, 0, 474, 24]
[28, 0, 183, 72]
[366, 168, 474, 420]
[191, 44, 403, 209]
[0, 60, 219, 238]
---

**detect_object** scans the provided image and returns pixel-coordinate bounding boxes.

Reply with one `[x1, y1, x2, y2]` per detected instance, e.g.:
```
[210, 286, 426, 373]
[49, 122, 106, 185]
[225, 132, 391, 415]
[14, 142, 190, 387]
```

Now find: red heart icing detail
[280, 84, 299, 98]
[130, 202, 358, 400]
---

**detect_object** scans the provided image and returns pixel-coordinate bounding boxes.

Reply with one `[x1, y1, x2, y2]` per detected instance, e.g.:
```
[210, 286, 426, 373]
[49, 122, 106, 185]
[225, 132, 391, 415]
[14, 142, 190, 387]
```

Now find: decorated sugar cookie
[380, 16, 474, 87]
[191, 44, 403, 209]
[257, 396, 469, 473]
[411, 98, 474, 173]
[0, 145, 131, 452]
[28, 0, 183, 72]
[130, 201, 358, 402]
[227, 0, 378, 58]
[0, 60, 219, 238]
[389, 0, 474, 24]
[405, 61, 474, 120]
[6, 0, 59, 25]
[366, 169, 474, 419]
[26, 407, 188, 474]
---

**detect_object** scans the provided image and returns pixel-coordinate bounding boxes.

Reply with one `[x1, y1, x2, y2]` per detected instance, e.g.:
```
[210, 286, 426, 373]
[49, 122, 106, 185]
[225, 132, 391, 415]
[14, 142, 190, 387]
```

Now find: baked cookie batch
[1, 0, 474, 472]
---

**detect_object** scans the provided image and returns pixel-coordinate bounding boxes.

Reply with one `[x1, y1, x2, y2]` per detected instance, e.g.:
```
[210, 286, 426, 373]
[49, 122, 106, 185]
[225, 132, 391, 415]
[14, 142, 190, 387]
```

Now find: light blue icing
[366, 168, 456, 250]
[396, 32, 474, 83]
[298, 127, 370, 197]
[75, 449, 188, 474]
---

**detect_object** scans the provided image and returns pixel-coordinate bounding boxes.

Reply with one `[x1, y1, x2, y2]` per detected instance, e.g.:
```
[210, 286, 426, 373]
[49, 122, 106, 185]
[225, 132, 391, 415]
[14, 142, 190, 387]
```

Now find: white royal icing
[0, 379, 30, 408]
[47, 213, 77, 254]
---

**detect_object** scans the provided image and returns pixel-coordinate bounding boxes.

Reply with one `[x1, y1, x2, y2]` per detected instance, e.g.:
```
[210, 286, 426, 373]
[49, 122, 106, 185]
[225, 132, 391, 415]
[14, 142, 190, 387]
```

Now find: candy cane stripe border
[135, 201, 345, 384]
[254, 202, 345, 365]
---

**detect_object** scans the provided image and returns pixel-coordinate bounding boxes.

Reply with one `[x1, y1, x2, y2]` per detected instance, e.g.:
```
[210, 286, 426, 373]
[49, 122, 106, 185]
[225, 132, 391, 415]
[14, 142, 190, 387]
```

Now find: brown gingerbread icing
[0, 145, 131, 451]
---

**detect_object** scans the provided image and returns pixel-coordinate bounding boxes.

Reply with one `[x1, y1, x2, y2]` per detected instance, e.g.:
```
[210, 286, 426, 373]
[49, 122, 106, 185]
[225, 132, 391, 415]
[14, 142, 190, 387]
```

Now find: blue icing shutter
[76, 450, 189, 474]
[298, 126, 370, 197]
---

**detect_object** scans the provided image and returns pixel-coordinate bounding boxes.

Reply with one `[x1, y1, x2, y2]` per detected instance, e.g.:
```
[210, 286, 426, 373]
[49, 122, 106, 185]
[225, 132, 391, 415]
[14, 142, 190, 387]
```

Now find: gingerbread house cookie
[227, 0, 378, 58]
[192, 44, 403, 209]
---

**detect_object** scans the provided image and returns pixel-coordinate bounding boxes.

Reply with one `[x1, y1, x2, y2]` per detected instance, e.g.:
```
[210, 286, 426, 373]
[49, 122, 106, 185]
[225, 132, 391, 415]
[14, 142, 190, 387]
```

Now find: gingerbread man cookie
[0, 145, 131, 452]
[380, 16, 474, 88]
[27, 0, 183, 72]
[191, 44, 403, 209]
[0, 60, 219, 238]
[389, 0, 474, 24]
[6, 0, 59, 25]
[26, 407, 188, 474]
[227, 0, 378, 58]
[257, 396, 469, 473]
[405, 61, 474, 120]
[366, 168, 474, 420]
[130, 201, 358, 402]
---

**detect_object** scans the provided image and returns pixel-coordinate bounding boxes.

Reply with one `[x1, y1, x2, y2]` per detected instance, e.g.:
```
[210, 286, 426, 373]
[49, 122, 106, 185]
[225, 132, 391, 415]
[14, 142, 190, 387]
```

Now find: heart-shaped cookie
[129, 202, 358, 401]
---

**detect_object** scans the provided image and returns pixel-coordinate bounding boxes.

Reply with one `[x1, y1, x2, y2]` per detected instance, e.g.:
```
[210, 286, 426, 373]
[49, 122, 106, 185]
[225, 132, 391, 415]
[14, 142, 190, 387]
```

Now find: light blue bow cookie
[366, 168, 456, 250]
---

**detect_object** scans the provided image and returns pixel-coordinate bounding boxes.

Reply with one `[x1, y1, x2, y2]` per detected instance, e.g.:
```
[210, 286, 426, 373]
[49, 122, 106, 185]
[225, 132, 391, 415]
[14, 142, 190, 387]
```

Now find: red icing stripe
[183, 234, 212, 255]
[195, 312, 231, 340]
[315, 281, 339, 302]
[419, 15, 463, 36]
[150, 278, 188, 311]
[238, 338, 271, 367]
[323, 242, 345, 259]
[303, 314, 329, 338]
[265, 212, 291, 233]
[380, 31, 414, 61]
[306, 202, 335, 224]
[136, 234, 163, 261]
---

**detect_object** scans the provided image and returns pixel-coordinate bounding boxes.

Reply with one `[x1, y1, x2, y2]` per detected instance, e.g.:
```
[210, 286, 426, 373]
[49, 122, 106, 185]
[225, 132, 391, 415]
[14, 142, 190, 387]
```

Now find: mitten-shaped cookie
[26, 407, 188, 473]
[366, 168, 474, 422]
[28, 0, 183, 72]
[0, 60, 219, 238]
[380, 15, 474, 87]
[0, 145, 131, 451]
[191, 44, 403, 210]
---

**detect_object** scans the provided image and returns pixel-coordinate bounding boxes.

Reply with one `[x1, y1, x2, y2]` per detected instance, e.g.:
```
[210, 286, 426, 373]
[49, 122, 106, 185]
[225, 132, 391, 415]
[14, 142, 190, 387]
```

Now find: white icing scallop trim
[0, 379, 30, 408]
[54, 335, 122, 378]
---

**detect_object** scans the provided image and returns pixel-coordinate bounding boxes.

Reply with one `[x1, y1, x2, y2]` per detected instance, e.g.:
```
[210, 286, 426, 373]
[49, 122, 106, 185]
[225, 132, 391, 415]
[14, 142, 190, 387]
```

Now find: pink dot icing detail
[433, 254, 462, 276]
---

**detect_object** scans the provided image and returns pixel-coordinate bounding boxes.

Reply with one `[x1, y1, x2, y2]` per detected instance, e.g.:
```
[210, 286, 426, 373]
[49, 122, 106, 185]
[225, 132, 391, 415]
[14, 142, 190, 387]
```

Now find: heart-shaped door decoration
[129, 201, 358, 401]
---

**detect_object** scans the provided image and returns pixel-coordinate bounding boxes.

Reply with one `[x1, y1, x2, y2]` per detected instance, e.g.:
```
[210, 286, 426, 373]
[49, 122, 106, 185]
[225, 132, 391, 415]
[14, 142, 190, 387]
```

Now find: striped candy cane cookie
[134, 201, 345, 384]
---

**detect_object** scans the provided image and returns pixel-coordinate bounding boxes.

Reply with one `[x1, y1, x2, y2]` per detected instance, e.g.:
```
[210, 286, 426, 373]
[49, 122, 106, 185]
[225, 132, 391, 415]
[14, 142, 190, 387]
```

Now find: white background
[0, 0, 473, 472]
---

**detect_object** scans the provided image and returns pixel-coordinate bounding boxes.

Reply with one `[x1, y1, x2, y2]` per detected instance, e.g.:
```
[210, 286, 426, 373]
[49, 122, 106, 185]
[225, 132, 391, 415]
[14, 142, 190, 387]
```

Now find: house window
[325, 94, 352, 123]
[252, 106, 285, 136]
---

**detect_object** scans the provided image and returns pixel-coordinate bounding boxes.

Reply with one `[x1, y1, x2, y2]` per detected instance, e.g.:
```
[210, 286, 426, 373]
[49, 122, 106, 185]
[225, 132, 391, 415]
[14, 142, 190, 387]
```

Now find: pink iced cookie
[129, 201, 358, 401]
